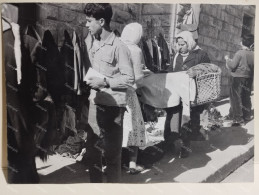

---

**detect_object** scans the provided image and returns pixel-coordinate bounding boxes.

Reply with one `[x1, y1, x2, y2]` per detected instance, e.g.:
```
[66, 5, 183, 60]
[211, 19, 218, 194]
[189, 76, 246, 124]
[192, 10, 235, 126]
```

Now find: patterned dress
[122, 87, 147, 147]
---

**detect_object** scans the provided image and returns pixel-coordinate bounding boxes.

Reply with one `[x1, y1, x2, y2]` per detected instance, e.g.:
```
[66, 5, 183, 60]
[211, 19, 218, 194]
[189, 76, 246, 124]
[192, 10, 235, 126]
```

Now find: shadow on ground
[38, 125, 253, 183]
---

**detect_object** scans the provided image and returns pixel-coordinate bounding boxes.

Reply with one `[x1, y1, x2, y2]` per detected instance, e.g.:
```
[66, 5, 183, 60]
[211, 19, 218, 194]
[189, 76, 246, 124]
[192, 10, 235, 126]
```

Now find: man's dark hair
[242, 34, 254, 48]
[84, 3, 113, 25]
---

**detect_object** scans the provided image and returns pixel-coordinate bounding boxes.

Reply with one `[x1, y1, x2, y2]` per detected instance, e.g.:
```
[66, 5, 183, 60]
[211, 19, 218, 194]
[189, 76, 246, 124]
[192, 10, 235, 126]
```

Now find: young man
[225, 34, 254, 126]
[84, 3, 134, 183]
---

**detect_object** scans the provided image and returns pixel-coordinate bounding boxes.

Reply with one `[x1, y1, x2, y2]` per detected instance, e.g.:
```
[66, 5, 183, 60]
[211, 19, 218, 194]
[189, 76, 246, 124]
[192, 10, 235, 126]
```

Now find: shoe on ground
[231, 120, 245, 127]
[179, 147, 190, 158]
[129, 165, 144, 175]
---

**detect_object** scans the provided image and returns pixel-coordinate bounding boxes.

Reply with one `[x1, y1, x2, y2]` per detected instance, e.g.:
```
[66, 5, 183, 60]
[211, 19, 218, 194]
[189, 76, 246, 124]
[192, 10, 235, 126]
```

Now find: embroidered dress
[122, 87, 147, 147]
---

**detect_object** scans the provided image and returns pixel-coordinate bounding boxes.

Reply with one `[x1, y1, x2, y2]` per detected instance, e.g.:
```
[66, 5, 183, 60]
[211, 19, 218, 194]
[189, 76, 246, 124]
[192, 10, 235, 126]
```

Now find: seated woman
[164, 31, 211, 158]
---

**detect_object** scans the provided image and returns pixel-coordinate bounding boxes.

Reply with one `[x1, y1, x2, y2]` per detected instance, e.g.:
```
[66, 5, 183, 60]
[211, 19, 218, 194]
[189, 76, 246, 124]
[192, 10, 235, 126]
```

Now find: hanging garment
[2, 19, 51, 183]
[158, 33, 170, 71]
[179, 7, 199, 40]
[146, 38, 153, 58]
[72, 31, 90, 95]
[42, 30, 65, 105]
[151, 39, 160, 72]
[138, 37, 154, 72]
[60, 30, 75, 97]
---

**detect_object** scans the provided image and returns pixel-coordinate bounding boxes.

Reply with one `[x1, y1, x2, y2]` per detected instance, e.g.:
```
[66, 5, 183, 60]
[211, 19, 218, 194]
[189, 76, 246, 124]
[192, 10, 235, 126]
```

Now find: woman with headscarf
[120, 22, 147, 174]
[164, 31, 210, 158]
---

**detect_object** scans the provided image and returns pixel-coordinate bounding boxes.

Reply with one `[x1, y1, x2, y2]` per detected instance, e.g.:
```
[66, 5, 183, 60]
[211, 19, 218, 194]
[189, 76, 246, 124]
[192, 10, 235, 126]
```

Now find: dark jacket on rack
[42, 30, 65, 106]
[151, 39, 160, 72]
[138, 37, 154, 72]
[158, 33, 170, 71]
[3, 20, 49, 183]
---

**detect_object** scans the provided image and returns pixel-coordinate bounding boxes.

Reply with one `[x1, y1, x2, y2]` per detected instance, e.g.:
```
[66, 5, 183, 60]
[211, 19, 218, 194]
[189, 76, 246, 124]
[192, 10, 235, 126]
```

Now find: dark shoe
[231, 120, 245, 127]
[129, 165, 144, 175]
[179, 147, 190, 158]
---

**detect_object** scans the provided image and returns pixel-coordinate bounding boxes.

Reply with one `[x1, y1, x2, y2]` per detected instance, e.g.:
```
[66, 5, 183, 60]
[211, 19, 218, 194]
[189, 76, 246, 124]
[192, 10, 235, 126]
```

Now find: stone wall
[198, 4, 255, 97]
[17, 3, 255, 97]
[18, 3, 141, 47]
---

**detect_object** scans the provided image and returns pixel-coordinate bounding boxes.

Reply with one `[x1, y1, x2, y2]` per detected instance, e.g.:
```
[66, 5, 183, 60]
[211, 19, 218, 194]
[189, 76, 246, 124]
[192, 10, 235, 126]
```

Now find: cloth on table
[136, 71, 196, 120]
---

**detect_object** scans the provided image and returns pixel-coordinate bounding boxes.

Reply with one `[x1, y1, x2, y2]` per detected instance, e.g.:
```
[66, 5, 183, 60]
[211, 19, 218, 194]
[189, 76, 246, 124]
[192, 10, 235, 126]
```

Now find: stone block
[207, 47, 223, 62]
[77, 13, 86, 27]
[212, 18, 223, 30]
[224, 13, 235, 25]
[112, 3, 127, 11]
[52, 3, 83, 12]
[58, 8, 77, 23]
[199, 25, 218, 39]
[218, 31, 233, 42]
[233, 17, 243, 28]
[142, 4, 172, 15]
[222, 22, 240, 35]
[127, 3, 141, 19]
[201, 4, 213, 16]
[220, 11, 227, 21]
[36, 3, 58, 20]
[218, 40, 228, 50]
[141, 14, 171, 28]
[36, 19, 58, 43]
[57, 22, 74, 47]
[199, 13, 214, 26]
[226, 5, 238, 17]
[112, 9, 131, 24]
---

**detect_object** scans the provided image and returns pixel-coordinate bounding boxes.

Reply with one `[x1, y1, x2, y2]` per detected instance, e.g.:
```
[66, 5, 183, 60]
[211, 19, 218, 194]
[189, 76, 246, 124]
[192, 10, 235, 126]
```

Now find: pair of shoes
[179, 146, 190, 158]
[231, 120, 245, 127]
[129, 165, 144, 175]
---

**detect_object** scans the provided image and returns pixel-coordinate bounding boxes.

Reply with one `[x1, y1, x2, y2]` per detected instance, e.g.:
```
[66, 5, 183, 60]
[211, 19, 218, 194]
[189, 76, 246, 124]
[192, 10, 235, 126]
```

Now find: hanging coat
[42, 30, 65, 105]
[158, 33, 170, 71]
[3, 19, 49, 183]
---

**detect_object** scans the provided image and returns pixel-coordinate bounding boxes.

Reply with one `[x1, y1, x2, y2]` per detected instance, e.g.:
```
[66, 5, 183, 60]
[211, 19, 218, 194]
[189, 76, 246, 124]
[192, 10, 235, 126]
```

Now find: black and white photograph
[1, 2, 255, 185]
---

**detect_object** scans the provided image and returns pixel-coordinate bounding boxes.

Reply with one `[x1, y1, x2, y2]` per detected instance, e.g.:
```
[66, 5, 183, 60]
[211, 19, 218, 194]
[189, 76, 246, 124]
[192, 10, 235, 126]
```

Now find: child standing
[224, 34, 254, 126]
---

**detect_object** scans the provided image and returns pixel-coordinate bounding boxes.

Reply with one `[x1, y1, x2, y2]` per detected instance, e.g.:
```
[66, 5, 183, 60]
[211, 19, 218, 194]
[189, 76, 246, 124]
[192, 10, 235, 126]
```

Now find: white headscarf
[175, 31, 197, 52]
[121, 22, 143, 45]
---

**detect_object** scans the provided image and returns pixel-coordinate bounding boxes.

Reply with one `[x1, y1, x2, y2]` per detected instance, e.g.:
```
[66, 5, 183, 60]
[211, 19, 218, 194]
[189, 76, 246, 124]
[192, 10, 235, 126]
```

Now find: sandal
[129, 166, 144, 175]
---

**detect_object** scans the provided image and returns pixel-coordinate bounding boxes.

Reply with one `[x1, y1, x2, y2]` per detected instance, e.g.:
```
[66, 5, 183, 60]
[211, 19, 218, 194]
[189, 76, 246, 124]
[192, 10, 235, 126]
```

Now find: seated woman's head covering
[175, 31, 197, 52]
[120, 22, 143, 45]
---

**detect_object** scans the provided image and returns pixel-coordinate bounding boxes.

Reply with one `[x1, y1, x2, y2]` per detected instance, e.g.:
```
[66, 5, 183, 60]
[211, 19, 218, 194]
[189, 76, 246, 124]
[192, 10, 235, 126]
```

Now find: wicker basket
[192, 64, 222, 106]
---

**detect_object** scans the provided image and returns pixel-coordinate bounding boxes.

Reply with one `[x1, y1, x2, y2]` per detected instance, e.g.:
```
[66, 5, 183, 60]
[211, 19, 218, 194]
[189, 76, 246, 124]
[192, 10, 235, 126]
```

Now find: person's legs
[164, 106, 181, 153]
[231, 77, 244, 124]
[242, 78, 252, 121]
[226, 76, 234, 120]
[164, 105, 181, 142]
[87, 103, 103, 183]
[100, 106, 125, 183]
